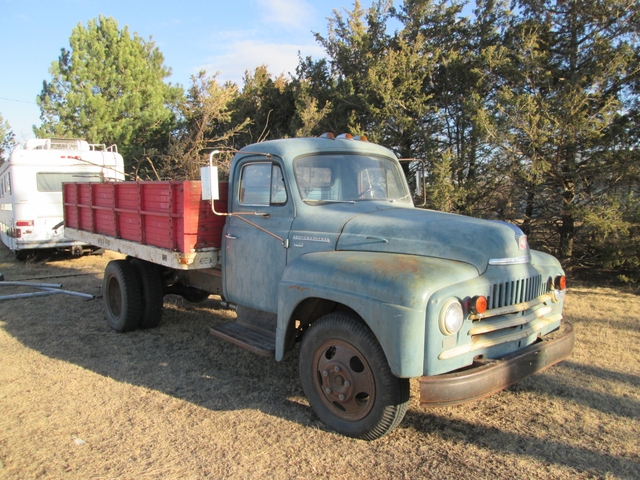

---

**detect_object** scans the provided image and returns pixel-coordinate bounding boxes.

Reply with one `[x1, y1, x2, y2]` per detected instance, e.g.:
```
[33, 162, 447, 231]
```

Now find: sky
[0, 0, 359, 142]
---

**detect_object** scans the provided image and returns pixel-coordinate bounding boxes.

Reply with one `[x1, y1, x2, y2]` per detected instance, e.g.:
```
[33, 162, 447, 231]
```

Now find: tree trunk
[558, 186, 575, 261]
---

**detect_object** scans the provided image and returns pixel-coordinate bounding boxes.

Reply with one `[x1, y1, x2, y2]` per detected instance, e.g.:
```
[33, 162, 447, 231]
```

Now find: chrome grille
[488, 275, 545, 309]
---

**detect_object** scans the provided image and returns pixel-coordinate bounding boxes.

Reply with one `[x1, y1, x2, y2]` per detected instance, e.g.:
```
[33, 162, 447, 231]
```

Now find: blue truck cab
[208, 134, 574, 439]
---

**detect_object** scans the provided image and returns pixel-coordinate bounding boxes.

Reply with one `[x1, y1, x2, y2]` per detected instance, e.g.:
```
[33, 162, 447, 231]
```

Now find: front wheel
[299, 313, 410, 440]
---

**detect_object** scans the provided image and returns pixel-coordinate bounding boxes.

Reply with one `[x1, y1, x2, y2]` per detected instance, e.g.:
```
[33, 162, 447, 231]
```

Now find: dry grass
[0, 246, 638, 479]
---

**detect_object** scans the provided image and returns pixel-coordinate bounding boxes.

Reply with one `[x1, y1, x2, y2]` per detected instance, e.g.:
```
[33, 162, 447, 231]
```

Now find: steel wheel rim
[312, 339, 375, 421]
[106, 275, 122, 317]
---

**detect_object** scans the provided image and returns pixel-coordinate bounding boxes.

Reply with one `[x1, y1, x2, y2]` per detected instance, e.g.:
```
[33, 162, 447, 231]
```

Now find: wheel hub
[106, 276, 122, 316]
[314, 340, 375, 420]
[323, 362, 355, 402]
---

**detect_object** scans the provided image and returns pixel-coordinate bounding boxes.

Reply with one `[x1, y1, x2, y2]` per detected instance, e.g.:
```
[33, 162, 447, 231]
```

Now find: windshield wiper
[305, 199, 356, 205]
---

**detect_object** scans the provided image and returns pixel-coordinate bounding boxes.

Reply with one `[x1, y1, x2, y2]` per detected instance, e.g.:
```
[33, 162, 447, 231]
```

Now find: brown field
[0, 246, 638, 479]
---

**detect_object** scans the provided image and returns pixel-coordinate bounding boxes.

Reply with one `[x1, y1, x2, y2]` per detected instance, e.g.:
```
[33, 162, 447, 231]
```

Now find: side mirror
[200, 164, 220, 201]
[202, 150, 221, 201]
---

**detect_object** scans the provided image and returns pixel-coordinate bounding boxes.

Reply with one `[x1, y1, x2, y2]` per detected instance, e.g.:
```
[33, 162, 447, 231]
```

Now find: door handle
[225, 234, 237, 240]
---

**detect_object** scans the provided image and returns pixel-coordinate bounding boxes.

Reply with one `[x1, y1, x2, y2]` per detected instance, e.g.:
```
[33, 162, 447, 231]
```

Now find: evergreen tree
[230, 65, 296, 145]
[35, 16, 182, 167]
[310, 0, 394, 136]
[477, 0, 640, 264]
[0, 114, 15, 163]
[300, 0, 639, 272]
[293, 56, 338, 136]
[154, 71, 249, 180]
[291, 79, 333, 137]
[393, 0, 472, 208]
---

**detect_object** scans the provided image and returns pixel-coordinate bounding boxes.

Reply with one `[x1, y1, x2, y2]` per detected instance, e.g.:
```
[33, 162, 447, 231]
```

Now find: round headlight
[440, 299, 464, 335]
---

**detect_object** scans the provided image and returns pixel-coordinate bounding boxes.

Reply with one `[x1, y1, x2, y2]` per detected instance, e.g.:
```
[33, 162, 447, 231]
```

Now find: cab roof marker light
[319, 132, 335, 139]
[336, 133, 353, 140]
[354, 135, 368, 142]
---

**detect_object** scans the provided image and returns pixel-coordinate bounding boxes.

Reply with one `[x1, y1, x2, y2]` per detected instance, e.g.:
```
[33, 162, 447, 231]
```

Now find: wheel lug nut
[344, 380, 351, 387]
[339, 394, 345, 401]
[325, 387, 332, 394]
[333, 366, 340, 372]
[322, 370, 328, 377]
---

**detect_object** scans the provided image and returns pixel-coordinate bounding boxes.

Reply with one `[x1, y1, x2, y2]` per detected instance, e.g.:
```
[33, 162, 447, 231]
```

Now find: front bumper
[419, 320, 575, 406]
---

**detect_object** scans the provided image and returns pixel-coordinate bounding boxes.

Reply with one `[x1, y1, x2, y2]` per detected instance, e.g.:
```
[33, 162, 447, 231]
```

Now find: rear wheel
[102, 260, 142, 332]
[299, 313, 410, 440]
[129, 258, 164, 329]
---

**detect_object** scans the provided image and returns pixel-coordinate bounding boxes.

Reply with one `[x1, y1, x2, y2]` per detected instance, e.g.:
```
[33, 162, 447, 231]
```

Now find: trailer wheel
[129, 258, 164, 329]
[299, 313, 410, 440]
[103, 260, 142, 332]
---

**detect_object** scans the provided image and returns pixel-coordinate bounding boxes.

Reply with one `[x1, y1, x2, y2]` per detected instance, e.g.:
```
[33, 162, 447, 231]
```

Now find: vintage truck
[63, 134, 574, 440]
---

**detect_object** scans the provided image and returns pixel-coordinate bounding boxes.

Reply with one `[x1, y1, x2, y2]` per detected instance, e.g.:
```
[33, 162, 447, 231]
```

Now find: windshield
[293, 154, 411, 204]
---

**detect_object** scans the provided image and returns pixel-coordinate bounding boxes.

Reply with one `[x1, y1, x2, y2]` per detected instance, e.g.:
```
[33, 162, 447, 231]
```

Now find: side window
[239, 163, 287, 206]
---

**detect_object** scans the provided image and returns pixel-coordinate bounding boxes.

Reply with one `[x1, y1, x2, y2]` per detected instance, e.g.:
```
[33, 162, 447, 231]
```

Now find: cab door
[222, 160, 293, 313]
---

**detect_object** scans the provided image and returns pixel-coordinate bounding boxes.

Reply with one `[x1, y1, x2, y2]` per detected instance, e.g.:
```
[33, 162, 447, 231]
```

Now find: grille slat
[488, 275, 543, 310]
[516, 279, 523, 303]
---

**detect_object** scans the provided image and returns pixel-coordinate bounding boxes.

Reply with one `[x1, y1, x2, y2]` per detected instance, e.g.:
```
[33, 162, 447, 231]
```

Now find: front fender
[277, 251, 478, 377]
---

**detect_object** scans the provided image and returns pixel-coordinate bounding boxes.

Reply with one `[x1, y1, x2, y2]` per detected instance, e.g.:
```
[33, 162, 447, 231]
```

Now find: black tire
[102, 260, 142, 332]
[299, 313, 410, 440]
[13, 250, 30, 261]
[129, 258, 164, 329]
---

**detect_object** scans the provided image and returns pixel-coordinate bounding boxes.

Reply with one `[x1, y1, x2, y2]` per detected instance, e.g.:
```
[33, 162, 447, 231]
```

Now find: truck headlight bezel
[440, 298, 464, 336]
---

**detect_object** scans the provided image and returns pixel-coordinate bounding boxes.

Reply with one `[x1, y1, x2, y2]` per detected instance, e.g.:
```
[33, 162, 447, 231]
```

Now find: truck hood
[336, 208, 528, 274]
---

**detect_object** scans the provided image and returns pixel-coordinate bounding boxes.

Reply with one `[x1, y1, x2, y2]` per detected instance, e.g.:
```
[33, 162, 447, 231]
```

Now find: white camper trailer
[0, 138, 124, 259]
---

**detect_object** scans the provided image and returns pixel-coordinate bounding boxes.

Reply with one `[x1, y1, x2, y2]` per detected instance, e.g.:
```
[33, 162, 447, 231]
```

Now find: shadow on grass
[561, 360, 640, 389]
[403, 409, 639, 478]
[0, 273, 314, 425]
[475, 356, 640, 424]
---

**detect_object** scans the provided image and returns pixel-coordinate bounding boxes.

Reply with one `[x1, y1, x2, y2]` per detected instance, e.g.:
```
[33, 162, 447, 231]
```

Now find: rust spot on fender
[372, 256, 420, 275]
[289, 285, 309, 291]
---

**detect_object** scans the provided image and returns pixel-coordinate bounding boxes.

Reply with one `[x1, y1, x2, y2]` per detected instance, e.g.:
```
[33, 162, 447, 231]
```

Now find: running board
[210, 321, 275, 357]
